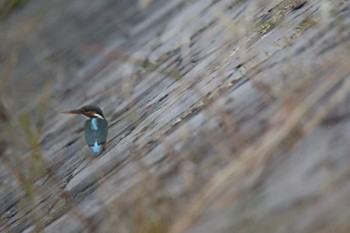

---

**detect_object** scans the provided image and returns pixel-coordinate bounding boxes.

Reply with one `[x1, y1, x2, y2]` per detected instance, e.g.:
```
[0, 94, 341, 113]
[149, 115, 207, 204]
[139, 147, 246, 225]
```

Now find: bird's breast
[91, 118, 99, 130]
[84, 118, 108, 153]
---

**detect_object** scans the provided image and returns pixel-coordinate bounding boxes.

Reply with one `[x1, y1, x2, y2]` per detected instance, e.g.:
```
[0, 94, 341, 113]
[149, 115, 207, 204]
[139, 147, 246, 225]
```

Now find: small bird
[62, 105, 108, 155]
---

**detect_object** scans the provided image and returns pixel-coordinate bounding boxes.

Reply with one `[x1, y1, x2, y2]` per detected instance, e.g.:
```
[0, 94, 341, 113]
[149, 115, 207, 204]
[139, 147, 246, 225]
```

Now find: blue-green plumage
[84, 118, 108, 155]
[62, 105, 108, 156]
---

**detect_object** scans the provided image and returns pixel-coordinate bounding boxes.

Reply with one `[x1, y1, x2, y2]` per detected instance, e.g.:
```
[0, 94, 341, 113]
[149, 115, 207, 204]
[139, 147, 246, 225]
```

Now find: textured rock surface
[1, 0, 350, 232]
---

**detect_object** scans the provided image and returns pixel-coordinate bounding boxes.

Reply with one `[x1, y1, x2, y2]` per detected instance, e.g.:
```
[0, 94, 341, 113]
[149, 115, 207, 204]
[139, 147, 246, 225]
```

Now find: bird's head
[62, 105, 105, 120]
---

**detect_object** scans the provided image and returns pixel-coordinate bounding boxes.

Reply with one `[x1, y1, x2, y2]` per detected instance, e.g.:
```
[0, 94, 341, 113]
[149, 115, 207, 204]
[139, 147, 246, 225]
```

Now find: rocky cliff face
[1, 0, 350, 232]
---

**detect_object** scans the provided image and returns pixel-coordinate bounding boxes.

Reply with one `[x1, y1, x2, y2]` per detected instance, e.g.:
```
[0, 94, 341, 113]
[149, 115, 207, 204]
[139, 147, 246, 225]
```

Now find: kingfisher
[62, 105, 108, 156]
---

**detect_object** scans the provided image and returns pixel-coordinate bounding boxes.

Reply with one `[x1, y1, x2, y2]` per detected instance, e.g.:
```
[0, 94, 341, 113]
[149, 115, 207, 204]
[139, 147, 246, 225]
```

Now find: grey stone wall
[1, 0, 350, 232]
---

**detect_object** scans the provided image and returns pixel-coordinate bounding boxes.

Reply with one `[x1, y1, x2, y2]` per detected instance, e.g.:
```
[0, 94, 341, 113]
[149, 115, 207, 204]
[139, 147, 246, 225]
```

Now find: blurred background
[1, 0, 350, 232]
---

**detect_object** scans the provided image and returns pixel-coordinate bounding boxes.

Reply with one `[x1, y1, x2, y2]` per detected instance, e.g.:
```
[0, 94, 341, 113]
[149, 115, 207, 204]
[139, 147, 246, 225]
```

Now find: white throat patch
[93, 113, 104, 120]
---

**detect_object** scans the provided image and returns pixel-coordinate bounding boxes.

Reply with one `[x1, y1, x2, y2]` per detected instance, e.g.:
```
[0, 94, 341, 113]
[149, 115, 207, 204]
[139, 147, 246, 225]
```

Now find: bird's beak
[61, 109, 83, 115]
